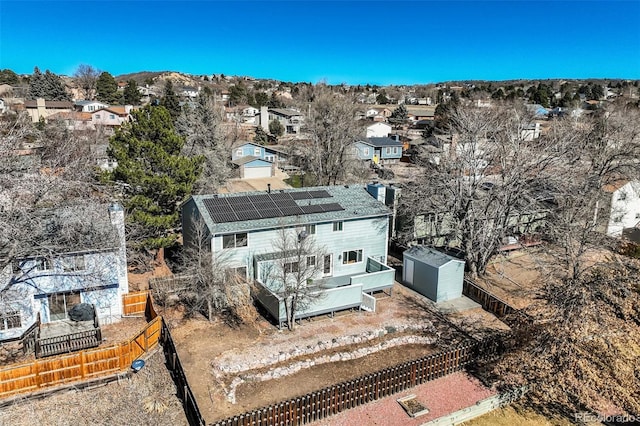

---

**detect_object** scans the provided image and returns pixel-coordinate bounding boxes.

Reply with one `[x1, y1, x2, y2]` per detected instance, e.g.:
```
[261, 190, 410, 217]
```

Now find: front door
[323, 254, 333, 277]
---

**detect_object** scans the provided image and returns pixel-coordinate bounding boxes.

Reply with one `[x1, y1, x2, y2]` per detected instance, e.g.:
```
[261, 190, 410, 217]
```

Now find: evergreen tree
[267, 92, 285, 108]
[269, 119, 285, 137]
[104, 105, 203, 248]
[254, 126, 269, 144]
[123, 79, 142, 105]
[0, 69, 20, 85]
[160, 80, 181, 121]
[253, 91, 269, 107]
[27, 67, 70, 100]
[389, 104, 408, 128]
[96, 71, 119, 104]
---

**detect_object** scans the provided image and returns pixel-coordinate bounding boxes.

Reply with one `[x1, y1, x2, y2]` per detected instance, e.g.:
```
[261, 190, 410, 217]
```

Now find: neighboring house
[366, 122, 392, 138]
[24, 98, 73, 123]
[232, 156, 274, 179]
[521, 122, 541, 141]
[0, 204, 129, 342]
[266, 108, 304, 134]
[0, 98, 6, 114]
[241, 106, 259, 124]
[231, 141, 289, 165]
[74, 100, 109, 112]
[354, 137, 404, 164]
[47, 111, 93, 131]
[91, 106, 132, 128]
[181, 87, 199, 98]
[181, 186, 395, 328]
[406, 107, 435, 124]
[402, 246, 465, 303]
[605, 180, 640, 241]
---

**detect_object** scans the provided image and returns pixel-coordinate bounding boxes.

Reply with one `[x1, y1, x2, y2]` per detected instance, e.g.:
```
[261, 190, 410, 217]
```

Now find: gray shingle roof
[191, 185, 390, 235]
[404, 246, 463, 268]
[360, 137, 403, 148]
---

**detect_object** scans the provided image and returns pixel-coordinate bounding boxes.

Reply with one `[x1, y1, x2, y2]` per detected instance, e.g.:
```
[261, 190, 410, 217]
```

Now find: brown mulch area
[0, 349, 188, 426]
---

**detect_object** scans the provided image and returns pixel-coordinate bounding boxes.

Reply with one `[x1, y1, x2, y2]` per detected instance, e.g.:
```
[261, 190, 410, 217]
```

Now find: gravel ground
[312, 371, 495, 426]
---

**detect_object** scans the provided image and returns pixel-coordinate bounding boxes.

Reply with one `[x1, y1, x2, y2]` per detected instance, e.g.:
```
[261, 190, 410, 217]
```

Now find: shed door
[404, 259, 414, 285]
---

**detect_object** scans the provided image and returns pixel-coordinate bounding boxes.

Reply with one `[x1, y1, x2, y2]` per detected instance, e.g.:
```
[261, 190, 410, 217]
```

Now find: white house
[606, 180, 640, 239]
[0, 204, 129, 342]
[74, 100, 109, 112]
[0, 98, 6, 114]
[366, 122, 392, 138]
[521, 122, 541, 141]
[91, 106, 132, 128]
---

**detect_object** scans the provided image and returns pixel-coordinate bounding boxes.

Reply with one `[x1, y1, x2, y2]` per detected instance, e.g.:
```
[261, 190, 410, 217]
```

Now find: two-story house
[91, 106, 133, 129]
[354, 137, 404, 165]
[0, 204, 129, 342]
[182, 186, 395, 328]
[262, 107, 304, 134]
[232, 141, 290, 164]
[74, 100, 109, 112]
[605, 180, 640, 242]
[24, 98, 73, 123]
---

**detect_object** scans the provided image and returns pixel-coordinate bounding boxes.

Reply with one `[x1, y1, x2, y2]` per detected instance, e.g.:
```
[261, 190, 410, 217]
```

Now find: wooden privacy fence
[211, 339, 500, 426]
[122, 290, 150, 316]
[161, 320, 206, 426]
[0, 297, 161, 399]
[463, 279, 517, 317]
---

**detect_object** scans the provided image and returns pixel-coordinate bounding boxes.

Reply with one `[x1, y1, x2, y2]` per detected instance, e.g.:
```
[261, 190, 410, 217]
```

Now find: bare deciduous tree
[73, 64, 101, 100]
[300, 87, 365, 185]
[261, 226, 327, 330]
[176, 94, 230, 194]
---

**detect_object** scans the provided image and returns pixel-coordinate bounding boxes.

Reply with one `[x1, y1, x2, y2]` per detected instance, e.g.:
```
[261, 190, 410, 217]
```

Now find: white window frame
[236, 148, 243, 157]
[307, 255, 316, 267]
[222, 233, 248, 249]
[333, 221, 343, 232]
[364, 147, 370, 156]
[62, 255, 85, 272]
[342, 249, 363, 265]
[0, 310, 21, 331]
[254, 147, 261, 156]
[386, 147, 391, 155]
[34, 258, 52, 272]
[304, 224, 316, 235]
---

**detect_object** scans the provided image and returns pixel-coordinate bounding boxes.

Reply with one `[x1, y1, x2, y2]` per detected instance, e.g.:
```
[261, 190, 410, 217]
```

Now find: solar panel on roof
[280, 205, 304, 216]
[259, 208, 281, 219]
[235, 210, 261, 221]
[254, 201, 278, 210]
[309, 190, 332, 198]
[233, 203, 257, 212]
[270, 192, 293, 201]
[291, 191, 313, 200]
[250, 194, 272, 203]
[227, 196, 251, 205]
[211, 212, 236, 223]
[275, 199, 298, 209]
[320, 203, 344, 212]
[301, 204, 324, 214]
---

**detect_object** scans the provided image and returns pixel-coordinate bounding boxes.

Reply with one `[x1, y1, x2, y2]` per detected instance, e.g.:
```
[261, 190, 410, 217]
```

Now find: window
[95, 114, 101, 119]
[223, 233, 248, 249]
[364, 147, 370, 156]
[254, 147, 261, 156]
[284, 261, 299, 273]
[109, 114, 115, 119]
[304, 224, 316, 235]
[226, 266, 247, 281]
[342, 249, 363, 265]
[34, 258, 51, 272]
[333, 221, 343, 232]
[386, 147, 391, 155]
[48, 292, 81, 321]
[619, 192, 627, 201]
[62, 255, 85, 272]
[236, 148, 243, 157]
[393, 147, 398, 154]
[307, 255, 316, 267]
[0, 311, 21, 331]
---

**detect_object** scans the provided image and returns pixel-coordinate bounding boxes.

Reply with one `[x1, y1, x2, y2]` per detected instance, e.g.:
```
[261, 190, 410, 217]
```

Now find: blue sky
[1, 1, 639, 85]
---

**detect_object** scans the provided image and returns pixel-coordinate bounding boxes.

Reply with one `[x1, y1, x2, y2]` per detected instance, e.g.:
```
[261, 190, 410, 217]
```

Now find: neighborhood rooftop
[190, 185, 390, 234]
[361, 137, 403, 147]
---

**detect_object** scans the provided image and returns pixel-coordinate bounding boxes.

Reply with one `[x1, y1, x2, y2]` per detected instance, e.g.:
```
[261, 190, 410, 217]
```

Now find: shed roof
[404, 246, 464, 268]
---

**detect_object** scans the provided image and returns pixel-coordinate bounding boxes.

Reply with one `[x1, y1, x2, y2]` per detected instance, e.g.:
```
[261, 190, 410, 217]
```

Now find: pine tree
[96, 72, 119, 104]
[389, 104, 408, 127]
[27, 67, 70, 100]
[104, 105, 203, 248]
[160, 80, 181, 121]
[123, 79, 142, 105]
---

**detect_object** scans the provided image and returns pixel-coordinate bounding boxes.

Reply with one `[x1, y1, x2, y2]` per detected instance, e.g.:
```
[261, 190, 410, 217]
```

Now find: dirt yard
[163, 282, 509, 423]
[0, 349, 188, 426]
